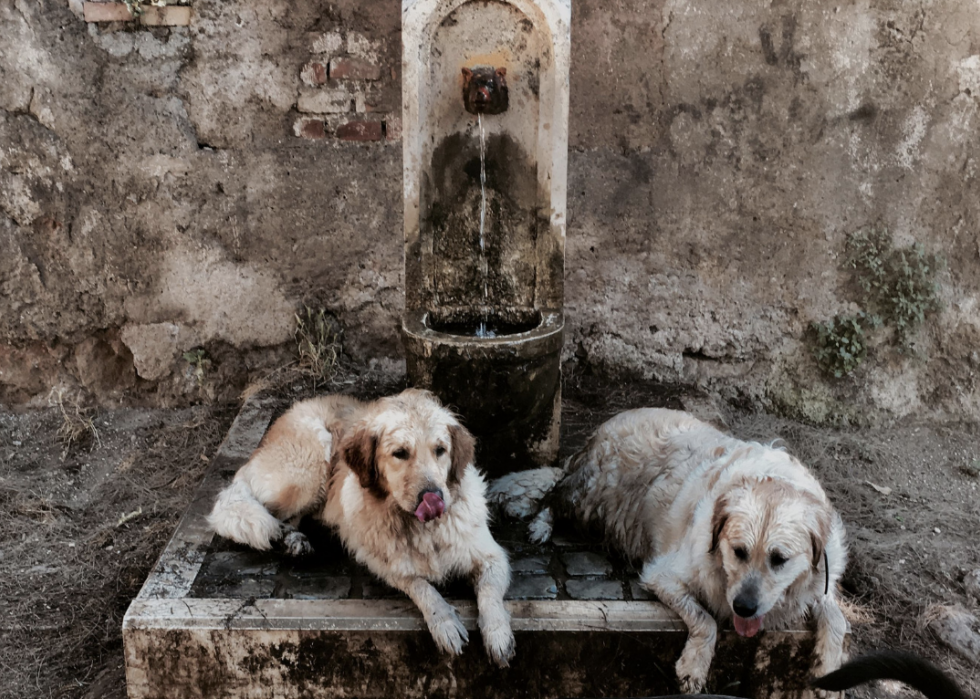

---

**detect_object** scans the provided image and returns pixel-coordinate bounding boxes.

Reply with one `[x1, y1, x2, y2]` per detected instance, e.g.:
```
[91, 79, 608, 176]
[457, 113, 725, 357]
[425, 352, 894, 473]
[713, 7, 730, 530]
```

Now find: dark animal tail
[812, 651, 969, 699]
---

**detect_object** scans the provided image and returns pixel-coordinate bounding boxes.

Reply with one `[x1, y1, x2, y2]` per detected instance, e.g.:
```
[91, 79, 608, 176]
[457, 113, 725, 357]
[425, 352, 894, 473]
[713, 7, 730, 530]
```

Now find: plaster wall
[1, 0, 978, 420]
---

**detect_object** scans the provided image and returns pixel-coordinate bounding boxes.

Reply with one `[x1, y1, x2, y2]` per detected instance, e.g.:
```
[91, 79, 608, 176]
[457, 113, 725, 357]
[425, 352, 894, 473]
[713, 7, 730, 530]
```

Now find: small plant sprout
[295, 306, 341, 389]
[811, 313, 868, 378]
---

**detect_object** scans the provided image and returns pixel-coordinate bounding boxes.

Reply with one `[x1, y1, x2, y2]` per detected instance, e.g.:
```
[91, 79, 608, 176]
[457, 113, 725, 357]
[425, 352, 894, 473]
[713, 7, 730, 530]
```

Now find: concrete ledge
[122, 395, 842, 699]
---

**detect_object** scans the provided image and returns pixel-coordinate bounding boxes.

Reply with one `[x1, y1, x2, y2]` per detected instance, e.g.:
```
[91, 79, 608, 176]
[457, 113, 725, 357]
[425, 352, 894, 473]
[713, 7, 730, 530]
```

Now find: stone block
[297, 89, 351, 114]
[563, 551, 613, 577]
[506, 575, 558, 600]
[279, 575, 352, 601]
[511, 555, 550, 575]
[566, 579, 624, 601]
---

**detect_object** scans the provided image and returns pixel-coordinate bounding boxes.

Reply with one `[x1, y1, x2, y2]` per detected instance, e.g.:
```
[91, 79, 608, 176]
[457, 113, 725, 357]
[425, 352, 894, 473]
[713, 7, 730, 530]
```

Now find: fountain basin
[402, 307, 563, 476]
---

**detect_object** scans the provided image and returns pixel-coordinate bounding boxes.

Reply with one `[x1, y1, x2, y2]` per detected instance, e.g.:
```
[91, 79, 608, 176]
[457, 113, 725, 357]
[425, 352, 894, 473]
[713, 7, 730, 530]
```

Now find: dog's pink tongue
[415, 492, 445, 523]
[733, 614, 764, 638]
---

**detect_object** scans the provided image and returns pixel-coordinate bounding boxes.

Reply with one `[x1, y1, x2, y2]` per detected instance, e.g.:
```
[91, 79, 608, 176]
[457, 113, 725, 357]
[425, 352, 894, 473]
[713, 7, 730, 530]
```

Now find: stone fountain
[121, 3, 841, 696]
[401, 0, 570, 475]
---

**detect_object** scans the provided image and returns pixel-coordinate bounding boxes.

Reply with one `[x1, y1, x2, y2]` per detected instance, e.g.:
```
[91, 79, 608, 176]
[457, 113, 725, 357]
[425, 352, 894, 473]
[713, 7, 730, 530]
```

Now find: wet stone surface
[507, 575, 559, 600]
[630, 580, 654, 600]
[563, 551, 613, 577]
[191, 516, 652, 604]
[566, 579, 625, 601]
[511, 554, 550, 575]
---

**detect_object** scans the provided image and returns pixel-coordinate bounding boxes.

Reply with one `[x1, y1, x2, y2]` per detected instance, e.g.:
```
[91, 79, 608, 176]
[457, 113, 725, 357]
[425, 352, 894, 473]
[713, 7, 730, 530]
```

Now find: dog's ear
[809, 508, 832, 569]
[710, 496, 729, 553]
[447, 423, 475, 488]
[343, 427, 388, 500]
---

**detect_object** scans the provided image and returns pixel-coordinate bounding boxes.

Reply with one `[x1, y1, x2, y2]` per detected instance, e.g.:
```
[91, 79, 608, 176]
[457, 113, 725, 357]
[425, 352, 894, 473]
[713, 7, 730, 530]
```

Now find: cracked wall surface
[1, 0, 978, 422]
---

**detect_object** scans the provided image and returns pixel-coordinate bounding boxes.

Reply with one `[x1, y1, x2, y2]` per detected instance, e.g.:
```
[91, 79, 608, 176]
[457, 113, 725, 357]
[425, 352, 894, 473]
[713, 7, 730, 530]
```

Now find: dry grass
[0, 404, 235, 699]
[50, 389, 101, 460]
[294, 306, 341, 390]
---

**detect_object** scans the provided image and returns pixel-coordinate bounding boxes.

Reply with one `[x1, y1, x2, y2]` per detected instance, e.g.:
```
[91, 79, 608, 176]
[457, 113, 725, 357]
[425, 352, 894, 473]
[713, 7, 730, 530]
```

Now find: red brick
[83, 2, 134, 22]
[294, 118, 326, 140]
[329, 57, 382, 81]
[336, 121, 383, 142]
[300, 61, 328, 87]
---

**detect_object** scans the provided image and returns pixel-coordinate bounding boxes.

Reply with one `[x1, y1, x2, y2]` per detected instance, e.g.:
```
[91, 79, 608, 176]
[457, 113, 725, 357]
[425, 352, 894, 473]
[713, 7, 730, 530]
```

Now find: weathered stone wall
[2, 0, 978, 421]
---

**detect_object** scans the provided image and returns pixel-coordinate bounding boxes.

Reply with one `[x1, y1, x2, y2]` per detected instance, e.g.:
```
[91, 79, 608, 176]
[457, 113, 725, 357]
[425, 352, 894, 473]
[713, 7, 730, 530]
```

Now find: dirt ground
[1, 370, 978, 699]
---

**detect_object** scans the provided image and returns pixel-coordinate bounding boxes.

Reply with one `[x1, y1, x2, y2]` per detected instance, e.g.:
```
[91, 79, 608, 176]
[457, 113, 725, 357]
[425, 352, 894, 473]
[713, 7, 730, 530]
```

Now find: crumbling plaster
[0, 0, 977, 421]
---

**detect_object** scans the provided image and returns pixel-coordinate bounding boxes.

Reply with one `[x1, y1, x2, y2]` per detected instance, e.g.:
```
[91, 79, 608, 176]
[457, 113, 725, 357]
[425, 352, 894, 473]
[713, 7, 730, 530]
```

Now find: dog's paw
[481, 616, 515, 667]
[528, 508, 553, 544]
[676, 647, 710, 695]
[428, 605, 469, 656]
[282, 530, 312, 556]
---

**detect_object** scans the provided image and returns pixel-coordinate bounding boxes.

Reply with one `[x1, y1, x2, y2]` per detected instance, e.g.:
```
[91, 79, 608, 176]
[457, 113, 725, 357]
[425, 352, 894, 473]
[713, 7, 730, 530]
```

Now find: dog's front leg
[470, 534, 515, 667]
[391, 575, 469, 656]
[811, 594, 847, 680]
[641, 557, 718, 694]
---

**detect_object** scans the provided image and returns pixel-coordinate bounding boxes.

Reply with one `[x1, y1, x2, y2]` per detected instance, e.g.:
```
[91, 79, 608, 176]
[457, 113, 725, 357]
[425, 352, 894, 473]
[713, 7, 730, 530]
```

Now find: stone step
[122, 395, 840, 699]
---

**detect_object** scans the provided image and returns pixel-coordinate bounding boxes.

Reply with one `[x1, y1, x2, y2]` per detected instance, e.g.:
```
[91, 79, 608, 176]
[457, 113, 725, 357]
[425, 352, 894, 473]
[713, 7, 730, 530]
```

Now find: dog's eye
[733, 546, 749, 561]
[434, 445, 447, 457]
[769, 551, 787, 568]
[392, 448, 410, 460]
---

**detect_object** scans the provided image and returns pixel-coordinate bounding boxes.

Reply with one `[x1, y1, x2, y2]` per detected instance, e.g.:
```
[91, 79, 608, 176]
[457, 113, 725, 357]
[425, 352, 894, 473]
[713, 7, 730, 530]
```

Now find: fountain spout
[462, 66, 509, 115]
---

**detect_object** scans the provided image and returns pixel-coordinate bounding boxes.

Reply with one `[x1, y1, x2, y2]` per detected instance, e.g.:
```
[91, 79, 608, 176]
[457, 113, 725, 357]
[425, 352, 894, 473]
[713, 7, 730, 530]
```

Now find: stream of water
[475, 114, 495, 338]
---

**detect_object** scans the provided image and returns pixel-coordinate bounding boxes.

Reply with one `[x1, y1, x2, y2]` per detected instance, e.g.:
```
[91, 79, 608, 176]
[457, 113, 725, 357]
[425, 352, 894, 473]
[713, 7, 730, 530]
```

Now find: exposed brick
[293, 118, 325, 140]
[336, 120, 383, 142]
[384, 117, 402, 142]
[300, 61, 328, 87]
[83, 2, 133, 22]
[329, 57, 382, 81]
[297, 89, 351, 114]
[83, 2, 190, 25]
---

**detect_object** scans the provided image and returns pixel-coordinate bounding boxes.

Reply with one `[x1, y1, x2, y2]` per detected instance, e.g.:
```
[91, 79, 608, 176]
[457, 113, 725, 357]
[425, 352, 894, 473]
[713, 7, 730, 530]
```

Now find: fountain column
[401, 0, 571, 476]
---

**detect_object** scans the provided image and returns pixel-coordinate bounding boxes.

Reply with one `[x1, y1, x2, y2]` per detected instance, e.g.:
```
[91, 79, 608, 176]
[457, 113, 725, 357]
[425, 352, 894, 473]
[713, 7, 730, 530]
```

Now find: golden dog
[207, 389, 515, 666]
[491, 408, 847, 690]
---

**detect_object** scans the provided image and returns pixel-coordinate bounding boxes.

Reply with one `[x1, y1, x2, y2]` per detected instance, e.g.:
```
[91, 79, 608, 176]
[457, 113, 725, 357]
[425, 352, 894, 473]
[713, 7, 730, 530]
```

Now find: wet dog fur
[207, 389, 515, 666]
[492, 408, 847, 691]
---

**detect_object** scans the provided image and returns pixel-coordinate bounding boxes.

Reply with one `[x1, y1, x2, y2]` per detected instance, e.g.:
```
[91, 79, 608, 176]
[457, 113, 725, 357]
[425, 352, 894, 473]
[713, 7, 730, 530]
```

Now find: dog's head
[340, 389, 475, 523]
[710, 474, 831, 637]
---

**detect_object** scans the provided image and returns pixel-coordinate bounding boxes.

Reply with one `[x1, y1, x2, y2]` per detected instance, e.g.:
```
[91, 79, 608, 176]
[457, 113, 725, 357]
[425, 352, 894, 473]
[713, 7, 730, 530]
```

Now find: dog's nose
[732, 595, 758, 618]
[418, 487, 444, 506]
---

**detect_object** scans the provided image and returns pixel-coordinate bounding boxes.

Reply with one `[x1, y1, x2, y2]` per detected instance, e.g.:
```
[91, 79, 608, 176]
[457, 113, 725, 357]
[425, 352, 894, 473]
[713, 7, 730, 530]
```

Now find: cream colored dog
[207, 389, 515, 666]
[490, 408, 847, 691]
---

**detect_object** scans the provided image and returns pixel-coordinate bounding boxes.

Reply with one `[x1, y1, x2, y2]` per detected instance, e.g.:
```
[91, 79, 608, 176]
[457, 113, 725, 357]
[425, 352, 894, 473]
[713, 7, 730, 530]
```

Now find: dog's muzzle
[415, 488, 445, 523]
[732, 587, 765, 637]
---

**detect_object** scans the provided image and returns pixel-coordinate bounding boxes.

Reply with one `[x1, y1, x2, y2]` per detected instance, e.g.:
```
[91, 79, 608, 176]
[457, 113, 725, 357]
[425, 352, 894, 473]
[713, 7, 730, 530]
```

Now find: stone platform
[123, 395, 838, 699]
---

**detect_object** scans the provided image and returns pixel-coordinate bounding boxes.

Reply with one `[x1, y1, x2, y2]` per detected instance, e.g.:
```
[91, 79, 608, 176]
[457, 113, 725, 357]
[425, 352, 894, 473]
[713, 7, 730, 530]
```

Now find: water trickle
[476, 114, 495, 338]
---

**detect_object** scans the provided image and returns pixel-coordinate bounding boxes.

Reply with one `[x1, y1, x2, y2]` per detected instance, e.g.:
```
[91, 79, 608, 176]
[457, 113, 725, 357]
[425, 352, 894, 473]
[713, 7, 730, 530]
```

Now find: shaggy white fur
[492, 407, 848, 691]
